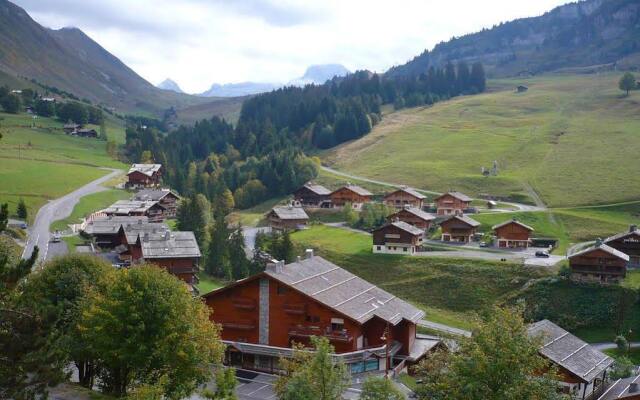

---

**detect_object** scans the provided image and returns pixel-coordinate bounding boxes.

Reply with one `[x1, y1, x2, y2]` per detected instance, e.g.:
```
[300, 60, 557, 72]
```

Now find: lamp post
[380, 324, 391, 378]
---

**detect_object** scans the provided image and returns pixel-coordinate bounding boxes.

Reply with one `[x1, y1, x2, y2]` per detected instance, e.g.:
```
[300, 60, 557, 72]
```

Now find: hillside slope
[388, 0, 640, 78]
[0, 0, 238, 117]
[324, 73, 640, 207]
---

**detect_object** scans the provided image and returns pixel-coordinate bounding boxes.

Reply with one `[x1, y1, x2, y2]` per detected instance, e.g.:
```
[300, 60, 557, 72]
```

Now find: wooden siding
[330, 188, 371, 208]
[570, 248, 627, 284]
[388, 209, 432, 230]
[435, 194, 470, 215]
[384, 191, 424, 209]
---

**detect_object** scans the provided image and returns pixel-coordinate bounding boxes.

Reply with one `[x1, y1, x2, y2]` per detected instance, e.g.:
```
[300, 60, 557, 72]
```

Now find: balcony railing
[232, 297, 256, 310]
[222, 320, 256, 330]
[288, 325, 353, 343]
[283, 303, 306, 315]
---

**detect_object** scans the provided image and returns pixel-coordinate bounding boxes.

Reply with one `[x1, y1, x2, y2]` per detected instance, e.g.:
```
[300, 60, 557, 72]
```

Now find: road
[321, 165, 546, 212]
[22, 168, 123, 262]
[418, 319, 472, 337]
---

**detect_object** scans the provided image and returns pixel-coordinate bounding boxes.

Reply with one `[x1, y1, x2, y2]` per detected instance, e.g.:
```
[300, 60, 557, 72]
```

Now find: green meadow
[325, 73, 640, 208]
[51, 189, 131, 231]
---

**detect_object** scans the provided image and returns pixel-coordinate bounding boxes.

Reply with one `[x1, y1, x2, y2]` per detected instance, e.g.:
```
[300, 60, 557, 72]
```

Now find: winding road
[22, 168, 123, 262]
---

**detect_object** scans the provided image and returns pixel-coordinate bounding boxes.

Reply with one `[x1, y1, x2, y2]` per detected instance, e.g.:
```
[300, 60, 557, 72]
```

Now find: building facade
[293, 183, 332, 208]
[387, 207, 435, 231]
[492, 219, 534, 248]
[203, 253, 435, 375]
[133, 189, 181, 219]
[104, 200, 167, 222]
[330, 185, 372, 209]
[569, 242, 629, 284]
[604, 226, 640, 267]
[383, 187, 426, 210]
[440, 215, 480, 243]
[434, 192, 472, 216]
[267, 206, 309, 231]
[373, 221, 424, 254]
[126, 163, 163, 188]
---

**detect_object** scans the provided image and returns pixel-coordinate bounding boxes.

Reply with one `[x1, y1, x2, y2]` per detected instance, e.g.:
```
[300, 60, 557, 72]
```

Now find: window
[365, 359, 379, 371]
[331, 318, 344, 332]
[403, 247, 408, 252]
[376, 246, 381, 251]
[350, 362, 365, 374]
[306, 315, 320, 323]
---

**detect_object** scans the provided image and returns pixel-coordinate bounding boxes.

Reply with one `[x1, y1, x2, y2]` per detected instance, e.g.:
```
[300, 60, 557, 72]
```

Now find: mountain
[288, 64, 350, 86]
[387, 0, 640, 78]
[0, 0, 224, 115]
[157, 79, 183, 93]
[199, 82, 278, 97]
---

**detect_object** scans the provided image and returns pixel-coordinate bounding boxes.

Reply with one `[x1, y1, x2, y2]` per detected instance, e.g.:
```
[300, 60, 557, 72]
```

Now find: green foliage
[414, 306, 567, 400]
[610, 356, 635, 379]
[57, 101, 89, 124]
[275, 337, 349, 400]
[176, 194, 211, 247]
[34, 99, 56, 117]
[619, 72, 636, 95]
[0, 203, 7, 232]
[16, 197, 27, 220]
[341, 203, 358, 226]
[228, 228, 250, 280]
[0, 93, 21, 113]
[207, 216, 231, 278]
[261, 231, 295, 263]
[202, 368, 238, 400]
[351, 202, 393, 230]
[359, 376, 404, 400]
[77, 265, 225, 398]
[615, 335, 628, 352]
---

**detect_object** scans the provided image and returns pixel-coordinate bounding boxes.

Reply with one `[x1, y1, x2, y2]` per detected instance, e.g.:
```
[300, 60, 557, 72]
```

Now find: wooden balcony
[283, 303, 306, 315]
[288, 325, 353, 343]
[232, 297, 256, 310]
[222, 320, 256, 330]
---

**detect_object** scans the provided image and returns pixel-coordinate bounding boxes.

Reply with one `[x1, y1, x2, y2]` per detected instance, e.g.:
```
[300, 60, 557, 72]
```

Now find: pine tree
[16, 198, 27, 220]
[471, 62, 486, 93]
[228, 228, 249, 280]
[207, 217, 230, 278]
[280, 230, 295, 263]
[0, 203, 8, 232]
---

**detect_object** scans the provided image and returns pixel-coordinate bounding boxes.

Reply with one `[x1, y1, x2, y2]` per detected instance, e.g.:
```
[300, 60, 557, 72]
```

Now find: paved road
[418, 319, 472, 338]
[22, 168, 123, 262]
[592, 342, 640, 351]
[242, 226, 271, 255]
[321, 165, 546, 212]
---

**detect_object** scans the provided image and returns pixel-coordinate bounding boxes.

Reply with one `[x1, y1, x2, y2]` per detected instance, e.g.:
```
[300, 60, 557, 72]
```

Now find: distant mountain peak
[290, 64, 350, 86]
[157, 78, 183, 93]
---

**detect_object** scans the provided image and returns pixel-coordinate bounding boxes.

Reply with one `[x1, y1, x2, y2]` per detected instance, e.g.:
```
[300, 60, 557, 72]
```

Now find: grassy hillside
[0, 112, 126, 220]
[325, 73, 640, 207]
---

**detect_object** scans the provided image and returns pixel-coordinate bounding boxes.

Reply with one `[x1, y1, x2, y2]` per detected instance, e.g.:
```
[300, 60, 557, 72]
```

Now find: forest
[124, 61, 485, 210]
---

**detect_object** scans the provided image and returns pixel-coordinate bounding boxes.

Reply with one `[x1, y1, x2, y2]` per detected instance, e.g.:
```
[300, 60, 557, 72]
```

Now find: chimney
[305, 249, 314, 259]
[143, 232, 149, 242]
[266, 259, 285, 273]
[630, 383, 638, 393]
[164, 231, 171, 241]
[631, 225, 638, 233]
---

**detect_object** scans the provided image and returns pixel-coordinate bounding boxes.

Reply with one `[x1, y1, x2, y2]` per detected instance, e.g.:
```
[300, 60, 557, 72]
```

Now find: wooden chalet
[440, 215, 480, 243]
[293, 183, 331, 208]
[373, 221, 424, 254]
[203, 252, 441, 375]
[81, 216, 149, 248]
[75, 128, 98, 138]
[598, 375, 640, 400]
[133, 189, 181, 218]
[434, 191, 472, 215]
[126, 163, 163, 188]
[63, 123, 81, 134]
[129, 231, 201, 292]
[104, 200, 167, 222]
[387, 206, 435, 231]
[569, 240, 629, 284]
[384, 186, 426, 209]
[492, 218, 534, 248]
[330, 185, 372, 209]
[603, 225, 640, 267]
[528, 320, 613, 399]
[267, 206, 309, 231]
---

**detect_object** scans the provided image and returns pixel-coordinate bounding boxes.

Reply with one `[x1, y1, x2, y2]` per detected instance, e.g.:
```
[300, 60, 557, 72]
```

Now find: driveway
[242, 226, 271, 257]
[22, 168, 122, 262]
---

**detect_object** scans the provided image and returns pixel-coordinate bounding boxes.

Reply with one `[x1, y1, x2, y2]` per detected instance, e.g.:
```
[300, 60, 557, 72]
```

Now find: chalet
[267, 206, 309, 231]
[528, 320, 613, 399]
[293, 183, 331, 208]
[130, 231, 201, 291]
[492, 218, 534, 248]
[603, 225, 640, 267]
[568, 240, 629, 284]
[373, 220, 424, 254]
[203, 252, 439, 375]
[63, 123, 81, 134]
[434, 191, 472, 216]
[384, 186, 426, 209]
[133, 189, 181, 218]
[440, 215, 480, 243]
[126, 163, 163, 188]
[104, 200, 167, 222]
[81, 216, 149, 248]
[75, 128, 98, 138]
[598, 374, 640, 400]
[387, 206, 435, 231]
[330, 185, 372, 209]
[517, 85, 529, 93]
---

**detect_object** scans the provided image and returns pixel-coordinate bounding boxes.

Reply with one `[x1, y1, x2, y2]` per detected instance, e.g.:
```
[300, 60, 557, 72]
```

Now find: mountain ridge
[157, 78, 184, 93]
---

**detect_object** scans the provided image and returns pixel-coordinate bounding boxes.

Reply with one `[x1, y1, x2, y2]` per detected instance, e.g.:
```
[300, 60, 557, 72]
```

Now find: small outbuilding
[516, 85, 528, 93]
[267, 206, 309, 231]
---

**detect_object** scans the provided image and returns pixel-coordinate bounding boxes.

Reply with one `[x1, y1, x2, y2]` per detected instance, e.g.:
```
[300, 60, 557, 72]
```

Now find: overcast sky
[14, 0, 571, 93]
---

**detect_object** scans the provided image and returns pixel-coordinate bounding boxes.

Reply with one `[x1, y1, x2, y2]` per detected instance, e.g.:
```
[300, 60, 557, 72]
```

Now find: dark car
[535, 250, 550, 258]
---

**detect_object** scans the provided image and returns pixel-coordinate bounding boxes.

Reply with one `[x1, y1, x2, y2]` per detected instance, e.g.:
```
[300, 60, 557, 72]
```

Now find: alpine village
[1, 0, 640, 399]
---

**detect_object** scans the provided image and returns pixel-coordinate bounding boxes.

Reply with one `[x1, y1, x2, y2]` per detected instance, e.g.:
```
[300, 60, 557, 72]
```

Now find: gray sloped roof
[398, 207, 435, 221]
[104, 200, 164, 215]
[527, 320, 613, 383]
[598, 375, 640, 399]
[303, 183, 331, 195]
[133, 188, 180, 202]
[570, 243, 630, 261]
[436, 191, 472, 202]
[386, 186, 427, 200]
[445, 214, 481, 227]
[140, 231, 201, 259]
[604, 229, 640, 245]
[271, 206, 309, 220]
[335, 185, 373, 197]
[120, 221, 169, 244]
[264, 256, 425, 326]
[128, 163, 162, 177]
[492, 219, 534, 231]
[82, 216, 148, 235]
[377, 220, 424, 236]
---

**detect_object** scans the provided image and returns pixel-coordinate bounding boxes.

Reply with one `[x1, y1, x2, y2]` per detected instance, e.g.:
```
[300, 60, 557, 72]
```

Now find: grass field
[0, 112, 126, 220]
[325, 73, 640, 208]
[291, 225, 550, 330]
[51, 189, 131, 231]
[196, 273, 226, 295]
[604, 348, 640, 365]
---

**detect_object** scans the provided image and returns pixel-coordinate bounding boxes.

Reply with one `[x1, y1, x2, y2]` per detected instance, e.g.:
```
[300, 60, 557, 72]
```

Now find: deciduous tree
[619, 72, 636, 96]
[360, 376, 404, 400]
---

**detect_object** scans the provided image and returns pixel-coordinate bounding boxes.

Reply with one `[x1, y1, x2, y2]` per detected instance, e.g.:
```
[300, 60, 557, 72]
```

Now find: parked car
[51, 231, 61, 243]
[479, 242, 489, 248]
[535, 250, 550, 258]
[19, 222, 27, 229]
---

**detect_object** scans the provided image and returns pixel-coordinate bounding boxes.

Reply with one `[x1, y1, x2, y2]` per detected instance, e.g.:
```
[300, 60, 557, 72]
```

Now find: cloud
[11, 0, 573, 93]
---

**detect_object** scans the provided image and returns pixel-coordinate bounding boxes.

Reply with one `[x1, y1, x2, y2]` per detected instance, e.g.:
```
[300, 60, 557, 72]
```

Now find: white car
[51, 232, 61, 243]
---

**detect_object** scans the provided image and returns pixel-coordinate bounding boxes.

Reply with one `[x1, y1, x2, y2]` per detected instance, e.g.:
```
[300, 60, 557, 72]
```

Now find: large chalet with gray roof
[133, 189, 180, 218]
[603, 225, 640, 267]
[203, 252, 440, 375]
[440, 214, 480, 243]
[293, 183, 332, 208]
[104, 200, 167, 222]
[528, 319, 613, 399]
[434, 191, 472, 215]
[384, 186, 427, 209]
[267, 206, 309, 231]
[126, 163, 163, 188]
[330, 184, 372, 209]
[388, 206, 435, 231]
[598, 374, 640, 400]
[569, 240, 629, 284]
[372, 220, 424, 254]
